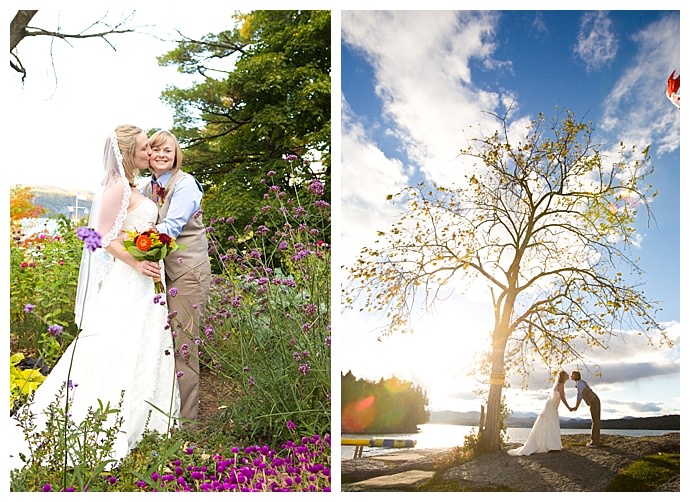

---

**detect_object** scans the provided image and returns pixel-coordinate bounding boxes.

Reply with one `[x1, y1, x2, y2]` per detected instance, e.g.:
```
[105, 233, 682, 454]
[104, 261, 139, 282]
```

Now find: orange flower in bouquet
[123, 228, 181, 294]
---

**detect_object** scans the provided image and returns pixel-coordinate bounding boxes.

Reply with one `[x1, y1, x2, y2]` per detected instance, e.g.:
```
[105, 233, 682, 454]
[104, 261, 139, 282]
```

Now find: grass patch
[605, 452, 679, 491]
[417, 478, 514, 492]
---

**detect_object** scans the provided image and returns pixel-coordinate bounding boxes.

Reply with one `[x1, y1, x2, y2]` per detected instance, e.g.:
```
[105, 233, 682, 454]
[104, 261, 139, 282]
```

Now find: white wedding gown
[508, 386, 562, 456]
[9, 199, 180, 471]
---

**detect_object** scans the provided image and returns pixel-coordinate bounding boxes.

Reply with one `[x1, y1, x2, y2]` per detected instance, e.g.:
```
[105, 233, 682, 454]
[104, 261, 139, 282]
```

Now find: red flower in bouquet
[124, 228, 181, 294]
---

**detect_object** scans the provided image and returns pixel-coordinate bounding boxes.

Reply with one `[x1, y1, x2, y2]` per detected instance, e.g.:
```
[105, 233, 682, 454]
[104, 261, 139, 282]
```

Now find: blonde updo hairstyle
[115, 124, 144, 185]
[148, 129, 184, 172]
[557, 370, 568, 384]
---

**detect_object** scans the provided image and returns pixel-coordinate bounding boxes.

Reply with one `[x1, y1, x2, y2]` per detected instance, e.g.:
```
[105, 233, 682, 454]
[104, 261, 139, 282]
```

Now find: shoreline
[342, 432, 680, 492]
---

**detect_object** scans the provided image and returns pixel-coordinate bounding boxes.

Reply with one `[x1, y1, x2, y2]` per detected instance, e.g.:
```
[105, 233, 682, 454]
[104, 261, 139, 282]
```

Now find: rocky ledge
[341, 433, 680, 492]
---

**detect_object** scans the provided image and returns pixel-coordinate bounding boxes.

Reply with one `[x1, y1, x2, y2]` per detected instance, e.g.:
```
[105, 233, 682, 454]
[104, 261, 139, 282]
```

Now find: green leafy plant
[10, 353, 46, 410]
[201, 160, 331, 447]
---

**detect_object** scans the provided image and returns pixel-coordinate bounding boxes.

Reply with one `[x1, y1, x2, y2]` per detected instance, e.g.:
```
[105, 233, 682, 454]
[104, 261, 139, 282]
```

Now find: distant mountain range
[18, 185, 94, 220]
[429, 410, 680, 430]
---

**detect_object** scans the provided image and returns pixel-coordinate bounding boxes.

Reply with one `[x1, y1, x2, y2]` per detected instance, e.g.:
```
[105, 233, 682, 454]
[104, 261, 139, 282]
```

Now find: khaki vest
[582, 384, 597, 406]
[145, 170, 210, 280]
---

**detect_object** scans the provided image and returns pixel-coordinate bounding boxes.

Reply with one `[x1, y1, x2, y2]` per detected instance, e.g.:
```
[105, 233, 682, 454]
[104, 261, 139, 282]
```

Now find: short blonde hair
[149, 130, 184, 172]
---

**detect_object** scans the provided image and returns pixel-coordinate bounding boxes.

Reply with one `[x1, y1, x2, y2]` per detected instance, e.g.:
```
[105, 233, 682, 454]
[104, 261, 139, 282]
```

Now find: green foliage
[10, 215, 82, 355]
[10, 386, 129, 492]
[604, 452, 680, 491]
[9, 10, 332, 490]
[157, 10, 331, 239]
[200, 167, 331, 448]
[10, 353, 46, 410]
[341, 371, 430, 433]
[462, 400, 509, 456]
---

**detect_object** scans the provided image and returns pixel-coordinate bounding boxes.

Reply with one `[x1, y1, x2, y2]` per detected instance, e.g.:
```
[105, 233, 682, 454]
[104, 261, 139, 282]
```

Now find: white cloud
[574, 11, 618, 72]
[340, 10, 680, 419]
[341, 102, 410, 267]
[599, 13, 680, 155]
[342, 11, 507, 188]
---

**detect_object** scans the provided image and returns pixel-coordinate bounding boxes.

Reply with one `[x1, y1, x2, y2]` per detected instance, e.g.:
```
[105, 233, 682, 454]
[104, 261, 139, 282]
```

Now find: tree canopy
[341, 371, 429, 434]
[156, 10, 330, 258]
[146, 10, 331, 271]
[344, 107, 671, 450]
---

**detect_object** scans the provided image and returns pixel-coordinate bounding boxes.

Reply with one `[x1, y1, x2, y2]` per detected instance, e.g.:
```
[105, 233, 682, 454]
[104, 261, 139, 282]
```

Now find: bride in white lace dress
[9, 126, 180, 471]
[508, 370, 570, 456]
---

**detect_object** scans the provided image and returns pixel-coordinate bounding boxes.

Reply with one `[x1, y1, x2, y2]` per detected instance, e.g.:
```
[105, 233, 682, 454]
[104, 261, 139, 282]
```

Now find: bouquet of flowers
[123, 228, 180, 294]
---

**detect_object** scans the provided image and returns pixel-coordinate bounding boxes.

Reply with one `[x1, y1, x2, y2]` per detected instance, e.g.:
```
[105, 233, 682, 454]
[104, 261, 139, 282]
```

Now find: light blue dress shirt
[575, 380, 586, 401]
[149, 171, 203, 239]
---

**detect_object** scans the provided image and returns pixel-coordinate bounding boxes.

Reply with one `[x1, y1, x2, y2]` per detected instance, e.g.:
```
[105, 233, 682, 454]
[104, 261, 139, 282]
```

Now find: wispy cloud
[342, 11, 505, 188]
[574, 11, 619, 72]
[599, 13, 680, 156]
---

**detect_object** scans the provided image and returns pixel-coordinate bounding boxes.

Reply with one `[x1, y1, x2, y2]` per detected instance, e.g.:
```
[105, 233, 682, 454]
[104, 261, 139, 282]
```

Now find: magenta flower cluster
[127, 434, 331, 492]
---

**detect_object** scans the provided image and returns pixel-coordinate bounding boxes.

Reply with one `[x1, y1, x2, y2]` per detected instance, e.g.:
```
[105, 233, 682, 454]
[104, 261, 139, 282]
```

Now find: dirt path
[198, 365, 235, 423]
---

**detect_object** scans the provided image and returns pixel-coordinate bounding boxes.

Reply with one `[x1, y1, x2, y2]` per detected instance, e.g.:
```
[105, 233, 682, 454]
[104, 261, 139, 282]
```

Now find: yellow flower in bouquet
[123, 228, 180, 294]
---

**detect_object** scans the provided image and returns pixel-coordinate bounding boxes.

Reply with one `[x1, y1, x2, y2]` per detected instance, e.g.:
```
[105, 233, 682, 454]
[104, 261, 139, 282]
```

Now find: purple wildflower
[306, 179, 325, 196]
[24, 304, 35, 313]
[47, 324, 63, 337]
[169, 287, 178, 297]
[75, 226, 102, 252]
[304, 303, 317, 318]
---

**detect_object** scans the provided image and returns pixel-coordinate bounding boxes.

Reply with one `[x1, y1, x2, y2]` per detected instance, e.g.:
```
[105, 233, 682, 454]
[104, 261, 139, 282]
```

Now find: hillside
[17, 185, 93, 220]
[429, 410, 680, 430]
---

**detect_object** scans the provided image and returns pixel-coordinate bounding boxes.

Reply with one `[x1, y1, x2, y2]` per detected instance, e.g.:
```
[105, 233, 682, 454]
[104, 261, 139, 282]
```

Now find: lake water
[341, 422, 679, 460]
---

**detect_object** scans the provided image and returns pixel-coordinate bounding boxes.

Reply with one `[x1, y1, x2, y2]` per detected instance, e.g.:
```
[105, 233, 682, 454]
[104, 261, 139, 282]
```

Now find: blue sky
[339, 10, 681, 419]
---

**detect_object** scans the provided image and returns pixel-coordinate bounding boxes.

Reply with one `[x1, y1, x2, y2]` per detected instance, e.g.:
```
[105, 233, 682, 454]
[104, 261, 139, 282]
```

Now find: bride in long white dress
[508, 370, 570, 456]
[9, 126, 180, 471]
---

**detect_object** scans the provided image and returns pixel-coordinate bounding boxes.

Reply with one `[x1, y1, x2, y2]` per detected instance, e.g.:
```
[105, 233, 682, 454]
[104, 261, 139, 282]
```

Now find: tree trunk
[10, 10, 38, 52]
[482, 381, 504, 450]
[480, 337, 508, 451]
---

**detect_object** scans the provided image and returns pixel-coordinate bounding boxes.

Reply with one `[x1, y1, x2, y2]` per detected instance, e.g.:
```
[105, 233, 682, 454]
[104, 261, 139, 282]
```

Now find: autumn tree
[343, 108, 670, 452]
[10, 186, 44, 233]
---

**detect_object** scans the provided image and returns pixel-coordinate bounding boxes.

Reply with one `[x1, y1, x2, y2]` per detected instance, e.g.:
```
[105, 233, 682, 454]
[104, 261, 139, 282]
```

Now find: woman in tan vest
[569, 370, 601, 447]
[142, 130, 211, 424]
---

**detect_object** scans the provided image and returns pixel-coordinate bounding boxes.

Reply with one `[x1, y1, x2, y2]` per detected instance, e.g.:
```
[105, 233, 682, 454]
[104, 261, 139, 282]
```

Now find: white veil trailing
[74, 131, 132, 328]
